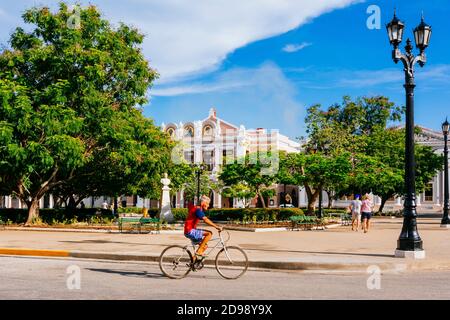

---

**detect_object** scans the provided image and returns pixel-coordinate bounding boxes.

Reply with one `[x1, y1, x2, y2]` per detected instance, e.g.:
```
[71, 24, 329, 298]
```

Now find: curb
[0, 248, 70, 257]
[2, 247, 450, 272]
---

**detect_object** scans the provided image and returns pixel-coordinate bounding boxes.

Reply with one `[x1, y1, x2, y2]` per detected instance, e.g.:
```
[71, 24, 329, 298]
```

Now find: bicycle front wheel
[215, 246, 249, 280]
[159, 245, 193, 279]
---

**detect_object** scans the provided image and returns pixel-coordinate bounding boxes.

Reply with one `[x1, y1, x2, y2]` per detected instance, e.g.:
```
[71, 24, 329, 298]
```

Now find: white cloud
[150, 62, 305, 138]
[336, 65, 450, 88]
[152, 62, 293, 97]
[282, 42, 312, 53]
[0, 0, 358, 83]
[117, 0, 360, 83]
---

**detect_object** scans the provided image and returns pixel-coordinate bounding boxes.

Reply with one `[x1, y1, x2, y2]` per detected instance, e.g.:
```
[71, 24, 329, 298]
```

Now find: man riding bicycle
[184, 195, 222, 260]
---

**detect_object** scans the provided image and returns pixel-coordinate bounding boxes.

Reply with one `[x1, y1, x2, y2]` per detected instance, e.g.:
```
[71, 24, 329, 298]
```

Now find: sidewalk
[1, 216, 450, 272]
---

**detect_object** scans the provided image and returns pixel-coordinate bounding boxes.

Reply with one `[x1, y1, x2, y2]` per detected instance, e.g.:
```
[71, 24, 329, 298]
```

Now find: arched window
[203, 125, 213, 137]
[166, 127, 175, 138]
[184, 126, 194, 138]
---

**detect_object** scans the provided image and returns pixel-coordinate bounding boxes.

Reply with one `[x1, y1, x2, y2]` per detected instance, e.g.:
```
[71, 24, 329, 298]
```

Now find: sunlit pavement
[1, 256, 450, 300]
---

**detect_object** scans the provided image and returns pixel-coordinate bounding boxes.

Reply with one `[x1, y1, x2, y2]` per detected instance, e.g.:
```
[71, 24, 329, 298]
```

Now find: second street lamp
[441, 118, 450, 228]
[387, 10, 431, 259]
[191, 163, 206, 205]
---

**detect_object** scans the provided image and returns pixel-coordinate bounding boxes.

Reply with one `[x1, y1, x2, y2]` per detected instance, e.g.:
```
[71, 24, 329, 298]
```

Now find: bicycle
[159, 229, 249, 280]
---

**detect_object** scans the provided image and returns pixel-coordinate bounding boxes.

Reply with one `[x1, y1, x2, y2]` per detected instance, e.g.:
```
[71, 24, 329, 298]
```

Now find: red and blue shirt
[184, 205, 205, 234]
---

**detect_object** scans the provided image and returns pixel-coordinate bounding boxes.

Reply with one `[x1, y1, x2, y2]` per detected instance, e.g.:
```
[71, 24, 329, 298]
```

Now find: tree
[219, 153, 277, 208]
[282, 152, 351, 214]
[0, 3, 166, 224]
[305, 97, 442, 213]
[358, 128, 442, 213]
[221, 183, 255, 208]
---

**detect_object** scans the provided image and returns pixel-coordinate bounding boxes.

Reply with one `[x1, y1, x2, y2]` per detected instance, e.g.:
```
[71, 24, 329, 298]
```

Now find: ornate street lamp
[387, 10, 432, 258]
[441, 118, 450, 228]
[191, 163, 207, 205]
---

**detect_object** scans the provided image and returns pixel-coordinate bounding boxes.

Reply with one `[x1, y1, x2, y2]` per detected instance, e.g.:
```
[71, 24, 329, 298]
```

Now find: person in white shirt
[349, 195, 362, 231]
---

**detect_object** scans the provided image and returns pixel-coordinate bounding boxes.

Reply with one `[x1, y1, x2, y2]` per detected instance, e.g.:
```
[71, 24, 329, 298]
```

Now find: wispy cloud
[0, 0, 359, 83]
[294, 65, 450, 90]
[152, 62, 286, 97]
[282, 42, 312, 53]
[149, 62, 305, 139]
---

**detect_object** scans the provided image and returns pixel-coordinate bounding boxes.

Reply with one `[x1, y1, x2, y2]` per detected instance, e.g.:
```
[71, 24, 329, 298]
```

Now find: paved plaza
[2, 215, 450, 272]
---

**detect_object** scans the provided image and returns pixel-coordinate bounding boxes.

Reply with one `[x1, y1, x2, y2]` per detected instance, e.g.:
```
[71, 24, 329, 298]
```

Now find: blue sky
[1, 0, 449, 140]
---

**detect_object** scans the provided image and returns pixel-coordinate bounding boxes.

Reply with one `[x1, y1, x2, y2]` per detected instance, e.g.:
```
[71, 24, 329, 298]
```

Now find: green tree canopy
[220, 152, 277, 208]
[0, 3, 168, 224]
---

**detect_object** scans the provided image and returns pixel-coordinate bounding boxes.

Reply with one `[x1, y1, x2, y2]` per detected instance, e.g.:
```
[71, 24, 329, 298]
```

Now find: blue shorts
[185, 229, 204, 243]
[361, 212, 372, 220]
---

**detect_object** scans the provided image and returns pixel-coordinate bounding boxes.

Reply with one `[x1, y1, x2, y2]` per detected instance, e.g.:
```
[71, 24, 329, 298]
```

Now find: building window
[184, 126, 194, 138]
[203, 125, 213, 137]
[203, 150, 214, 171]
[166, 127, 175, 138]
[425, 183, 433, 201]
[222, 149, 234, 165]
[184, 151, 194, 163]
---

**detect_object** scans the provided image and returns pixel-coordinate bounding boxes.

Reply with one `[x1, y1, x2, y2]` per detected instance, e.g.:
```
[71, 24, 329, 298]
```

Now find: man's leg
[362, 218, 367, 232]
[196, 230, 212, 256]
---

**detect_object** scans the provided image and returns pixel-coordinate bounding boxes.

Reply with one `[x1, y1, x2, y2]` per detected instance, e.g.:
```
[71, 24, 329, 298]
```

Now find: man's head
[200, 195, 211, 210]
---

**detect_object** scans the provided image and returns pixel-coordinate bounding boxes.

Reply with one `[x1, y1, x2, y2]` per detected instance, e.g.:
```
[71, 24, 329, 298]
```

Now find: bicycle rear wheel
[215, 246, 249, 280]
[159, 245, 193, 279]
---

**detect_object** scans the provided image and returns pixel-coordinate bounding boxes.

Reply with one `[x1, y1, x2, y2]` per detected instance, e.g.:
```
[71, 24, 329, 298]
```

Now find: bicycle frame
[186, 230, 232, 261]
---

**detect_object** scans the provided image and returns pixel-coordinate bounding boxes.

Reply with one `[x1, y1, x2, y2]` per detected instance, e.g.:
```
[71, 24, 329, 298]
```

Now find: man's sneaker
[195, 253, 206, 261]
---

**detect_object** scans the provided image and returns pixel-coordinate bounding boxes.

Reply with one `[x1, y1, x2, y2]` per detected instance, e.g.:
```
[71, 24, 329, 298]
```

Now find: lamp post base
[395, 249, 426, 259]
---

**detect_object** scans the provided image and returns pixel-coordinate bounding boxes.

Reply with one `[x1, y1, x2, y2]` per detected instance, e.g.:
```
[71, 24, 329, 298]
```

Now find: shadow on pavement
[86, 267, 223, 280]
[86, 268, 165, 279]
[239, 247, 394, 258]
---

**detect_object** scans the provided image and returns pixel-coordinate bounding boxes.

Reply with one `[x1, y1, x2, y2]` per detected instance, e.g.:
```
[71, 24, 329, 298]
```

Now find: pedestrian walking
[361, 194, 374, 233]
[349, 195, 362, 231]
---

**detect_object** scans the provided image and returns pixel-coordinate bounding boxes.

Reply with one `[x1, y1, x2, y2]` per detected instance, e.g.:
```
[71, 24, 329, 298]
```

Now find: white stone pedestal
[394, 250, 426, 259]
[160, 173, 174, 223]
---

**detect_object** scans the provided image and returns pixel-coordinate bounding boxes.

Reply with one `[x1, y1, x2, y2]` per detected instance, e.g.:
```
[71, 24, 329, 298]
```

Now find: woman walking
[361, 195, 374, 233]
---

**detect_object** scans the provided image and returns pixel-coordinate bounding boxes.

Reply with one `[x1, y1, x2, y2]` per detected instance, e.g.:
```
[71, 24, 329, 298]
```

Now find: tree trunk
[25, 199, 40, 226]
[258, 192, 266, 208]
[304, 183, 319, 215]
[326, 190, 333, 209]
[67, 195, 77, 210]
[378, 196, 388, 214]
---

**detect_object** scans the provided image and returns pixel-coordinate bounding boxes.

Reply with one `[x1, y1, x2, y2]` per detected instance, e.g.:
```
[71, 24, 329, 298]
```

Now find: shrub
[171, 208, 188, 221]
[207, 208, 304, 222]
[0, 208, 114, 224]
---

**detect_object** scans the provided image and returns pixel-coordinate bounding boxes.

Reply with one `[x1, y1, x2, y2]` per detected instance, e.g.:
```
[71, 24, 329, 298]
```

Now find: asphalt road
[1, 256, 450, 300]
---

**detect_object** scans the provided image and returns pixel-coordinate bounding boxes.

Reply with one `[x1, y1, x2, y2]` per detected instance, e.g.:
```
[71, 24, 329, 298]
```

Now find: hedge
[0, 208, 114, 224]
[0, 207, 311, 224]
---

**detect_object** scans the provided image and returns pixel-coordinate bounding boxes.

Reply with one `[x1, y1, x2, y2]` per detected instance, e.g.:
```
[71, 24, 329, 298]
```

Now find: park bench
[118, 216, 141, 233]
[118, 216, 160, 233]
[138, 217, 160, 233]
[340, 214, 352, 226]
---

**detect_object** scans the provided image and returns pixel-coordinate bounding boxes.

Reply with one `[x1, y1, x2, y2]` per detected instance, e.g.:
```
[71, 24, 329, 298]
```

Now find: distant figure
[361, 195, 374, 233]
[102, 201, 108, 210]
[80, 201, 85, 209]
[349, 195, 362, 231]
